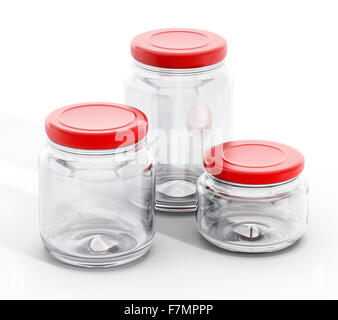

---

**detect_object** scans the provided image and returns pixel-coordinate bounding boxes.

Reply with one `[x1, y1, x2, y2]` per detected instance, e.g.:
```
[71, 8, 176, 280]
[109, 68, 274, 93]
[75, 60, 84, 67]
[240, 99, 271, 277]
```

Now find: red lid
[131, 28, 227, 69]
[45, 103, 148, 149]
[203, 140, 305, 185]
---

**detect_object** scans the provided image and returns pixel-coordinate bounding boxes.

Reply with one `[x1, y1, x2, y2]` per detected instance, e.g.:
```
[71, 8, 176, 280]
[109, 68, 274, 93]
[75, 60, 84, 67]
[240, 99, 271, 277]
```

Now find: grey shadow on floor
[0, 185, 43, 263]
[0, 185, 148, 272]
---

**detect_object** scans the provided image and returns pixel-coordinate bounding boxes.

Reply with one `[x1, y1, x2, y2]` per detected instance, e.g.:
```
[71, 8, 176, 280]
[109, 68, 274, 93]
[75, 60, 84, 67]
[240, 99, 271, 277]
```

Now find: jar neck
[47, 138, 147, 156]
[133, 59, 225, 75]
[205, 172, 301, 188]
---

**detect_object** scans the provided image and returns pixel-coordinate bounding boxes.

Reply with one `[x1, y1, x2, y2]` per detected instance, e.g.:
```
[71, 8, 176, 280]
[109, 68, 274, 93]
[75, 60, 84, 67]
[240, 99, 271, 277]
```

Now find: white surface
[0, 0, 337, 299]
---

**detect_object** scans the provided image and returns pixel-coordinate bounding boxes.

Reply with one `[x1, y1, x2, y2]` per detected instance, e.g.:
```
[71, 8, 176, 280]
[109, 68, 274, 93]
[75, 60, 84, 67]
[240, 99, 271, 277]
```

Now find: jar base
[155, 165, 200, 212]
[42, 236, 153, 268]
[199, 229, 303, 253]
[198, 214, 306, 253]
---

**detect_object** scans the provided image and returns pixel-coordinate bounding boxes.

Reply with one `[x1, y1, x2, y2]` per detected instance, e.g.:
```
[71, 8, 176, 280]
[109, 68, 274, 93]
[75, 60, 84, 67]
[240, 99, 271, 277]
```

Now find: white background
[0, 0, 337, 299]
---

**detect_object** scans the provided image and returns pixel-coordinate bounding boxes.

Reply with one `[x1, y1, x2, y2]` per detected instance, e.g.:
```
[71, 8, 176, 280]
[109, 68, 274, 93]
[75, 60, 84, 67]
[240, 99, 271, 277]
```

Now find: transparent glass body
[197, 172, 309, 253]
[126, 61, 233, 212]
[39, 139, 154, 267]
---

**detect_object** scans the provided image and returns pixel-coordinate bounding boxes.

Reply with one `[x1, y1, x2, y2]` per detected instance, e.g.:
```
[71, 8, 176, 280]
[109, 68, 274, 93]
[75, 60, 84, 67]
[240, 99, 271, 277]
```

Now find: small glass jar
[39, 103, 154, 267]
[125, 28, 233, 212]
[197, 140, 309, 253]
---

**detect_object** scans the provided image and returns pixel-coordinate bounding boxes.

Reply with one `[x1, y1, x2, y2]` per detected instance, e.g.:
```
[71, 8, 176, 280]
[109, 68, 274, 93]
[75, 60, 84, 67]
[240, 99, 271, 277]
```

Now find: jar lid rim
[131, 28, 227, 69]
[45, 103, 148, 150]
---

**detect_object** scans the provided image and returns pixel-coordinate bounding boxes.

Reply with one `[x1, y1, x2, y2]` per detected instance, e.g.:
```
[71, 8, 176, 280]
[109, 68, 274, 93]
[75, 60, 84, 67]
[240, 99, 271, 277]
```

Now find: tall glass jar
[197, 140, 309, 253]
[125, 28, 233, 212]
[39, 103, 154, 267]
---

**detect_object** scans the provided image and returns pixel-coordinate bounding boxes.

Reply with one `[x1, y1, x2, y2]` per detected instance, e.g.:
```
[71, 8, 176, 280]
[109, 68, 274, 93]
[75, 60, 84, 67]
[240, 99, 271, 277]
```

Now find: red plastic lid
[45, 103, 148, 149]
[203, 140, 305, 185]
[131, 28, 227, 69]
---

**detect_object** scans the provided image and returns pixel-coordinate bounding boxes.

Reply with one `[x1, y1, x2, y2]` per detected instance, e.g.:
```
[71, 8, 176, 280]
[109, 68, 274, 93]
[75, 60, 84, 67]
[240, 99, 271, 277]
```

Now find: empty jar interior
[197, 140, 309, 253]
[39, 103, 154, 267]
[126, 28, 233, 212]
[197, 174, 309, 253]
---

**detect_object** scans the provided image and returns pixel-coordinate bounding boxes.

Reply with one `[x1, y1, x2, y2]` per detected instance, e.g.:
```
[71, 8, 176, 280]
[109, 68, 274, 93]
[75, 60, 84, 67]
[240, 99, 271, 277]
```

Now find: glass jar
[125, 28, 233, 212]
[39, 103, 154, 267]
[197, 140, 309, 253]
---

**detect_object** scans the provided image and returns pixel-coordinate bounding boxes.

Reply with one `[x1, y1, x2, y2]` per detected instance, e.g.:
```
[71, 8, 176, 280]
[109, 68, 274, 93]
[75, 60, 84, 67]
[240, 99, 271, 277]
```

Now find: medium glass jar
[39, 103, 154, 267]
[125, 28, 233, 212]
[197, 140, 309, 253]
